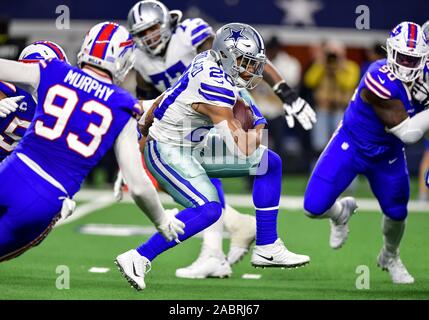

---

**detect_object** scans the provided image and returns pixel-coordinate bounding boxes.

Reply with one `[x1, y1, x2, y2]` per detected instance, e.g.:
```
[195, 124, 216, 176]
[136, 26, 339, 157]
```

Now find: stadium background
[0, 0, 428, 300]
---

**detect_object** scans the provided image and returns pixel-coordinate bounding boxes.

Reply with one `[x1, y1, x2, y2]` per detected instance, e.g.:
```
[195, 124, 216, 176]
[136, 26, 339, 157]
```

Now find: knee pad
[383, 205, 408, 221]
[303, 195, 327, 217]
[266, 150, 282, 175]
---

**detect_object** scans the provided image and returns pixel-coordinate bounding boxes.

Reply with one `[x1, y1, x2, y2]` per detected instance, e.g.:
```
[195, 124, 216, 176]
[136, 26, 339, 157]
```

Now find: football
[233, 97, 254, 131]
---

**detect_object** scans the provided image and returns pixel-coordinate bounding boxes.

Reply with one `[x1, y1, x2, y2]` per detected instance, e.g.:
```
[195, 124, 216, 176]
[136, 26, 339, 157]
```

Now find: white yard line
[74, 189, 428, 213]
[54, 189, 427, 230]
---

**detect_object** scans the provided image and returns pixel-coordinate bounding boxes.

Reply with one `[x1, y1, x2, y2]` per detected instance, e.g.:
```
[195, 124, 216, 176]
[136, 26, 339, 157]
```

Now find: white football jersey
[149, 51, 238, 147]
[134, 18, 213, 93]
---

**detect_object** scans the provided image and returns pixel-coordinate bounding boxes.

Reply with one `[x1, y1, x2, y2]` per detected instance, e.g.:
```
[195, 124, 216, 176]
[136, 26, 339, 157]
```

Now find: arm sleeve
[387, 108, 429, 144]
[114, 117, 166, 226]
[0, 59, 40, 92]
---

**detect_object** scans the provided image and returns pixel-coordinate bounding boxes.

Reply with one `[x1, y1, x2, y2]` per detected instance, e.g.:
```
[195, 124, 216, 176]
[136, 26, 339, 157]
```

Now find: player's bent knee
[202, 201, 223, 225]
[384, 206, 408, 221]
[303, 196, 327, 217]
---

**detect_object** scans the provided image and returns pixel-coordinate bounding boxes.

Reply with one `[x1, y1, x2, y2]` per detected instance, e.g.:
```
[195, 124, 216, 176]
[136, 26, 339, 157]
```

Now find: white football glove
[59, 197, 76, 220]
[156, 208, 185, 242]
[113, 170, 126, 202]
[283, 97, 317, 130]
[273, 81, 316, 130]
[412, 78, 429, 109]
[0, 95, 24, 118]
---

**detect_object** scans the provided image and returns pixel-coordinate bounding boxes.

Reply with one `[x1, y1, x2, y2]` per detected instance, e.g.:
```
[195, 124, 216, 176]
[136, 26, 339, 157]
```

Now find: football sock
[253, 150, 281, 245]
[224, 204, 246, 232]
[202, 210, 224, 253]
[322, 200, 343, 221]
[136, 201, 222, 261]
[199, 178, 226, 252]
[382, 216, 405, 256]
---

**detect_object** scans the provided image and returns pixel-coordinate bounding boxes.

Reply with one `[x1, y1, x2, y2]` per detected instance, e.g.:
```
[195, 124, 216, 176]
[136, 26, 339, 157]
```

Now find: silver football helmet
[127, 0, 182, 56]
[212, 23, 266, 89]
[423, 20, 429, 41]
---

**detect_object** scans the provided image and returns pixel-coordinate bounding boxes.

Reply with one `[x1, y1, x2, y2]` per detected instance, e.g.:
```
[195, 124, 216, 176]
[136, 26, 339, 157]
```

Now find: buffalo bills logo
[390, 25, 402, 37]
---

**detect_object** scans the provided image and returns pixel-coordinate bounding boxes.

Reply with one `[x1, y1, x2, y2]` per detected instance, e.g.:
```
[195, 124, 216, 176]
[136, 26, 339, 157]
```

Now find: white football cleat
[227, 213, 256, 265]
[377, 249, 415, 284]
[329, 197, 358, 249]
[175, 247, 232, 279]
[251, 238, 310, 268]
[115, 249, 151, 291]
[227, 247, 250, 266]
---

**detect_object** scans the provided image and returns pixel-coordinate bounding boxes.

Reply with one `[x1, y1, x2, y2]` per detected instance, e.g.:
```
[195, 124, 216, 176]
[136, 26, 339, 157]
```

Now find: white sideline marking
[242, 274, 261, 280]
[74, 190, 429, 213]
[77, 223, 229, 238]
[89, 267, 110, 273]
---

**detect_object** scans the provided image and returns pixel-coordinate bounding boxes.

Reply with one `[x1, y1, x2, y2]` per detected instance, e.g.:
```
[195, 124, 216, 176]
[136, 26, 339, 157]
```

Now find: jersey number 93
[35, 85, 113, 157]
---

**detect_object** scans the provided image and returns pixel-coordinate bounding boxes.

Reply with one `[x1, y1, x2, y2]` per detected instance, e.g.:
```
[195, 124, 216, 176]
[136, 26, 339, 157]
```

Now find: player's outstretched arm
[114, 117, 185, 241]
[193, 102, 261, 157]
[263, 59, 316, 130]
[362, 88, 429, 144]
[0, 58, 40, 93]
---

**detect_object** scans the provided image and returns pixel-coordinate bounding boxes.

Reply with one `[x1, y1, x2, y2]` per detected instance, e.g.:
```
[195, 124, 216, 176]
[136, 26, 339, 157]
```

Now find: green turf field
[1, 200, 428, 300]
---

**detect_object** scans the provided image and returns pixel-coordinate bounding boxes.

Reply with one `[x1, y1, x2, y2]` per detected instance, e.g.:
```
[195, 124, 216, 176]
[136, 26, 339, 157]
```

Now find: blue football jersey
[14, 59, 140, 196]
[0, 81, 36, 161]
[343, 59, 424, 156]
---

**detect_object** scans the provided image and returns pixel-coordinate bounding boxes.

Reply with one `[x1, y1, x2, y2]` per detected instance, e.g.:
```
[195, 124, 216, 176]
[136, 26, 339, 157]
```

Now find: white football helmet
[386, 21, 429, 82]
[127, 0, 182, 56]
[19, 40, 68, 63]
[77, 22, 136, 84]
[211, 23, 266, 89]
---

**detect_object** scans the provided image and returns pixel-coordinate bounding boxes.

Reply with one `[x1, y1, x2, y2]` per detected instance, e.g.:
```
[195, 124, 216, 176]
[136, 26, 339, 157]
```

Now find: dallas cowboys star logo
[224, 28, 249, 44]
